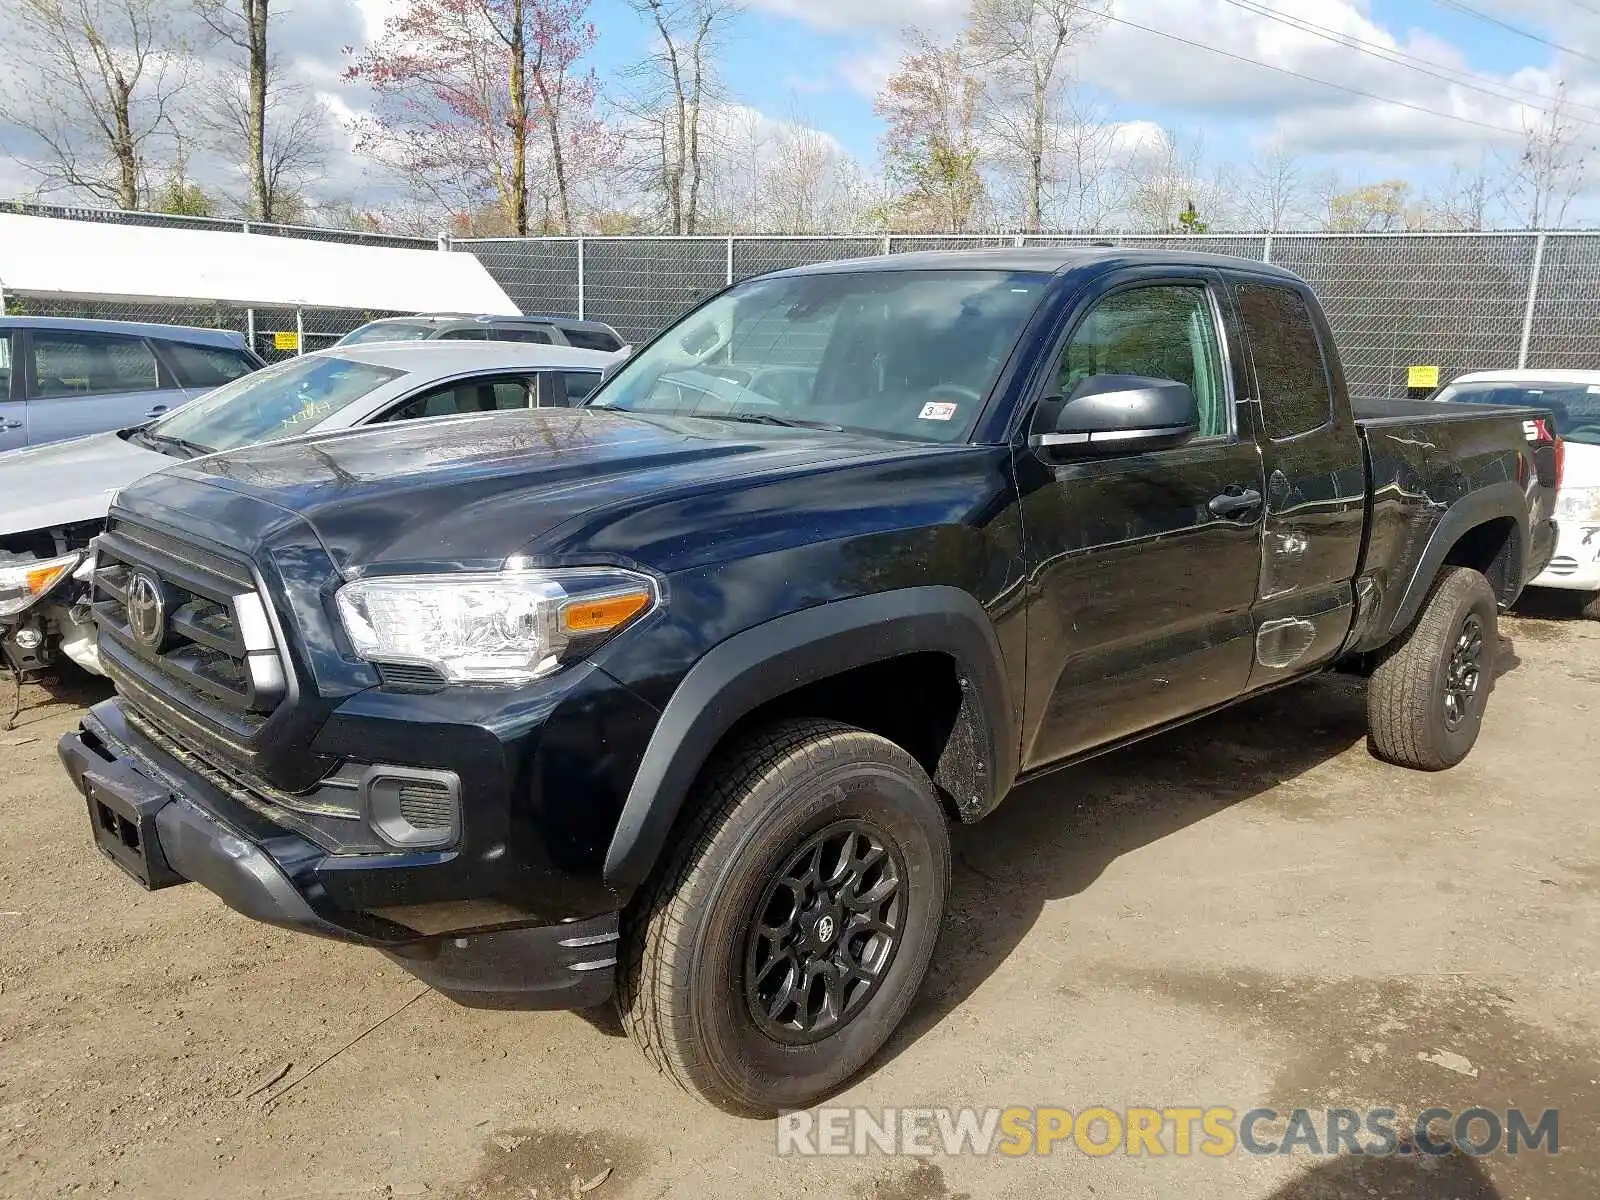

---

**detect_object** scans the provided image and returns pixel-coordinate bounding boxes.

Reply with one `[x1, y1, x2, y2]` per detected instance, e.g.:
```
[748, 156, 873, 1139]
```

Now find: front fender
[601, 586, 1014, 890]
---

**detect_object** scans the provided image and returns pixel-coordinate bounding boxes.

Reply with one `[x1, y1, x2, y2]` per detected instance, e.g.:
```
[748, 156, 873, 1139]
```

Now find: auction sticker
[919, 402, 960, 421]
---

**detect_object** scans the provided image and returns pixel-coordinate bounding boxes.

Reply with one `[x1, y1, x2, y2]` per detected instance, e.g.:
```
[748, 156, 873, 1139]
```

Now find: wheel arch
[1383, 481, 1529, 642]
[601, 587, 1016, 891]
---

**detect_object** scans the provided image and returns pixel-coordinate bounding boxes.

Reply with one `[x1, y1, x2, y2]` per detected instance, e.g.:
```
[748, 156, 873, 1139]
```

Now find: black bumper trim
[383, 912, 619, 1010]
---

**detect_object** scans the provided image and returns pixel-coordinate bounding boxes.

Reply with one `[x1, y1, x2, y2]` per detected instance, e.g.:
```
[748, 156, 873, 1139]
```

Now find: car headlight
[335, 568, 659, 685]
[0, 552, 82, 619]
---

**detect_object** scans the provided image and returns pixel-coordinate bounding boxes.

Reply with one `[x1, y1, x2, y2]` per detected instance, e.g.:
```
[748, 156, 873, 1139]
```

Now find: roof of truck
[772, 246, 1304, 281]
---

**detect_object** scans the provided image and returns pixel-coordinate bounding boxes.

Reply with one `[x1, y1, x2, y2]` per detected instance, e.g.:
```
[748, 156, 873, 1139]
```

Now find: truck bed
[1351, 395, 1553, 428]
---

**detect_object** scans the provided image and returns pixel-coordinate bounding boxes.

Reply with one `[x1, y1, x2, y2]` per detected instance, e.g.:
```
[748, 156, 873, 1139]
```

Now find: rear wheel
[1367, 566, 1498, 771]
[618, 719, 950, 1116]
[1580, 591, 1600, 621]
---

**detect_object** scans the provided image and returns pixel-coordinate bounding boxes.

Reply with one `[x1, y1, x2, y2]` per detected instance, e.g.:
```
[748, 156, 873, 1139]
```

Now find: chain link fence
[459, 230, 1600, 396]
[8, 201, 1600, 391]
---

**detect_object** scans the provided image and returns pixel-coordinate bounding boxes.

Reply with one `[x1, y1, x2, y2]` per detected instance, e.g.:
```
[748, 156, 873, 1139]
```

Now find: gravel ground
[1, 609, 1596, 1200]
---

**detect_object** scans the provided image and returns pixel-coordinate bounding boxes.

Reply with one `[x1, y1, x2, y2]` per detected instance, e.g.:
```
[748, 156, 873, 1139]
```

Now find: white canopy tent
[0, 213, 519, 347]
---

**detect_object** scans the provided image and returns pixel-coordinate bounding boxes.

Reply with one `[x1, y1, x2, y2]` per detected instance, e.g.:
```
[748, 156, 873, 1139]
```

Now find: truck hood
[0, 431, 172, 536]
[155, 408, 943, 573]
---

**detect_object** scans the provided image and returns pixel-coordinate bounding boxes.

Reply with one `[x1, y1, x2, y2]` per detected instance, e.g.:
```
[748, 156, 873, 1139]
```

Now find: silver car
[0, 339, 621, 676]
[0, 317, 264, 452]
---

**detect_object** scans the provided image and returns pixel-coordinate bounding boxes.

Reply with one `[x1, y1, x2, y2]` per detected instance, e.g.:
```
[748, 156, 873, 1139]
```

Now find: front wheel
[617, 719, 950, 1116]
[1367, 566, 1498, 771]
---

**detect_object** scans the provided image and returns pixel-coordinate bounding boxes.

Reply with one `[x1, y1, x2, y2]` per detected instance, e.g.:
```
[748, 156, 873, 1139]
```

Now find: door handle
[144, 405, 169, 419]
[0, 419, 21, 431]
[1209, 488, 1263, 519]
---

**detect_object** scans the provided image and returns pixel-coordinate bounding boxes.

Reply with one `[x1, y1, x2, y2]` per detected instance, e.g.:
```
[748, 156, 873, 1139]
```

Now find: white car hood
[0, 431, 172, 537]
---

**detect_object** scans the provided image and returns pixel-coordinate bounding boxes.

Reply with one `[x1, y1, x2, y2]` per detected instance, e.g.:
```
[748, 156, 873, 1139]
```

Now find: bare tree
[193, 0, 333, 223]
[1431, 160, 1494, 231]
[1120, 125, 1204, 232]
[1503, 81, 1592, 230]
[617, 0, 741, 234]
[1051, 90, 1121, 231]
[966, 0, 1104, 232]
[875, 28, 988, 233]
[1242, 143, 1305, 232]
[0, 0, 191, 208]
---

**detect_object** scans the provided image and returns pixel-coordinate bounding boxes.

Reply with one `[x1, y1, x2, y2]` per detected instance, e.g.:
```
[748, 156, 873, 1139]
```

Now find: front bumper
[1531, 526, 1600, 592]
[58, 700, 620, 1009]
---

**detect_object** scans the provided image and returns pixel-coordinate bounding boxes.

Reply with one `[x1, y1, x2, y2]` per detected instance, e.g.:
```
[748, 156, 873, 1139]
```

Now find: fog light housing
[362, 766, 461, 849]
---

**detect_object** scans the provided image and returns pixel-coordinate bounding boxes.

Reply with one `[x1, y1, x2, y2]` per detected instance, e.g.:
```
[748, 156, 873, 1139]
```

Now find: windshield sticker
[919, 402, 960, 422]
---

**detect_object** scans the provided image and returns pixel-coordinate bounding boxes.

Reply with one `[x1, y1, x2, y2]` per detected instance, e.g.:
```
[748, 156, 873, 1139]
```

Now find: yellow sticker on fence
[273, 331, 300, 351]
[1407, 365, 1440, 390]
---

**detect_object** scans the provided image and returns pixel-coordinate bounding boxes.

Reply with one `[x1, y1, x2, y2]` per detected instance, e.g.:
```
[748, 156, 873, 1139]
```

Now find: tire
[1367, 566, 1498, 771]
[1581, 591, 1600, 622]
[617, 718, 951, 1116]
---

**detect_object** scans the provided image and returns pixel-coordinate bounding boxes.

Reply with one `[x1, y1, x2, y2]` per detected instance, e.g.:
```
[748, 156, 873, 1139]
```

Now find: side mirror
[1031, 374, 1200, 457]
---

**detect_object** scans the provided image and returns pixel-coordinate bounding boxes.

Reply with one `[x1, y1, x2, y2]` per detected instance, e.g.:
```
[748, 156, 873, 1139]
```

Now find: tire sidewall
[1425, 579, 1498, 766]
[682, 754, 948, 1114]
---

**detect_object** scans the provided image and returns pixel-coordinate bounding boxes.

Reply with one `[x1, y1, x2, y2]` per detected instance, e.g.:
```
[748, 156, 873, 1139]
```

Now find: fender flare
[601, 586, 1015, 890]
[1386, 480, 1529, 639]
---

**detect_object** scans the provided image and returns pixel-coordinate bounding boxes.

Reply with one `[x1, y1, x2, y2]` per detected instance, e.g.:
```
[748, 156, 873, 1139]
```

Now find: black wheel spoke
[743, 818, 907, 1045]
[1443, 612, 1486, 732]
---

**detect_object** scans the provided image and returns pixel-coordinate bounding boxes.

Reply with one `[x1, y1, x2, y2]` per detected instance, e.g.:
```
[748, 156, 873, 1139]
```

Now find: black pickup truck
[59, 249, 1557, 1115]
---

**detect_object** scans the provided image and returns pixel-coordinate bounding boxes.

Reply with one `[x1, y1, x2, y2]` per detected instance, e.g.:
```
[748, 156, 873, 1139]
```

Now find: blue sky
[567, 0, 1580, 175]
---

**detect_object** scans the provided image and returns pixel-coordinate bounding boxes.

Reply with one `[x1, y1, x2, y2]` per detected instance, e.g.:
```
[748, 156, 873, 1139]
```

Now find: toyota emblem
[126, 571, 168, 650]
[815, 915, 836, 945]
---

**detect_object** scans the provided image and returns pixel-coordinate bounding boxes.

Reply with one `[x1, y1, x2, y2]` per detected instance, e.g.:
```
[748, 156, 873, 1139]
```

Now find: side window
[0, 333, 11, 396]
[381, 378, 532, 422]
[1059, 284, 1229, 439]
[438, 327, 489, 341]
[563, 328, 622, 352]
[163, 342, 257, 388]
[495, 327, 555, 345]
[1235, 283, 1334, 440]
[31, 332, 160, 398]
[563, 371, 602, 403]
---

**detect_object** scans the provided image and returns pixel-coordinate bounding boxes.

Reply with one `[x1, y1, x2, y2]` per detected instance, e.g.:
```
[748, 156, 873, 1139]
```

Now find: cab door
[1017, 268, 1267, 770]
[0, 331, 23, 451]
[1228, 275, 1366, 689]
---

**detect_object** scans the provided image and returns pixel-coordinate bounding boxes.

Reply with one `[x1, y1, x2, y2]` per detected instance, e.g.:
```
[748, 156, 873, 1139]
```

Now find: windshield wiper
[135, 429, 213, 459]
[712, 412, 846, 433]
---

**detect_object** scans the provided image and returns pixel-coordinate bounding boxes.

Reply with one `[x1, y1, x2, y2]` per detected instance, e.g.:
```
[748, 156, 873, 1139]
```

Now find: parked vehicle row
[0, 340, 621, 675]
[0, 317, 263, 452]
[48, 248, 1558, 1117]
[336, 313, 629, 354]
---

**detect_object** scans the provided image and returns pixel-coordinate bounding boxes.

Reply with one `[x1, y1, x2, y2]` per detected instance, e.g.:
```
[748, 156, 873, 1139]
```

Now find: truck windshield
[588, 269, 1049, 442]
[338, 321, 436, 346]
[1435, 381, 1600, 446]
[145, 356, 404, 454]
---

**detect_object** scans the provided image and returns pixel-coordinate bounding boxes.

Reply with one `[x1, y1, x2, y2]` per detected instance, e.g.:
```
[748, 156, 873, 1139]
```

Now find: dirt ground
[2, 608, 1597, 1200]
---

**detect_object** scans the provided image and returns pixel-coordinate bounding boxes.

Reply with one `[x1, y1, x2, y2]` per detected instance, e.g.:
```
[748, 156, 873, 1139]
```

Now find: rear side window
[494, 327, 555, 345]
[163, 341, 257, 388]
[563, 328, 622, 352]
[0, 333, 11, 395]
[438, 327, 490, 341]
[30, 332, 159, 398]
[1236, 283, 1334, 440]
[563, 371, 603, 402]
[383, 377, 533, 421]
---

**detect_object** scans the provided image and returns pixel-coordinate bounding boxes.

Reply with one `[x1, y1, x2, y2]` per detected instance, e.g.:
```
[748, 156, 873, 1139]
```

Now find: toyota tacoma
[58, 249, 1558, 1115]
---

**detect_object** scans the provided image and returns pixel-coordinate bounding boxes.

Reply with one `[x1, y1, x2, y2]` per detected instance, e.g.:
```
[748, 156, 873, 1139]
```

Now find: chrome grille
[1546, 556, 1580, 577]
[92, 521, 286, 732]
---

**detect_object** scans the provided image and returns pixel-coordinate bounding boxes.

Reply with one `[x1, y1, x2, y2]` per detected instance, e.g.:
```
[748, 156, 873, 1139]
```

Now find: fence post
[1519, 232, 1547, 369]
[882, 235, 892, 257]
[242, 222, 250, 235]
[295, 307, 304, 357]
[1263, 233, 1274, 264]
[577, 238, 586, 319]
[246, 307, 255, 352]
[436, 231, 453, 252]
[726, 237, 735, 286]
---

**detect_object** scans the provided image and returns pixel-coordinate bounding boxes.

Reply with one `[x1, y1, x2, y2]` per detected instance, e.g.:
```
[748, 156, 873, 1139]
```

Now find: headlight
[335, 568, 659, 685]
[0, 552, 82, 619]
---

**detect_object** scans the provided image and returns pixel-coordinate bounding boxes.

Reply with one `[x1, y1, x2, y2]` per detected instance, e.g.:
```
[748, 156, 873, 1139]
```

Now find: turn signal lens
[27, 563, 73, 595]
[560, 590, 653, 634]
